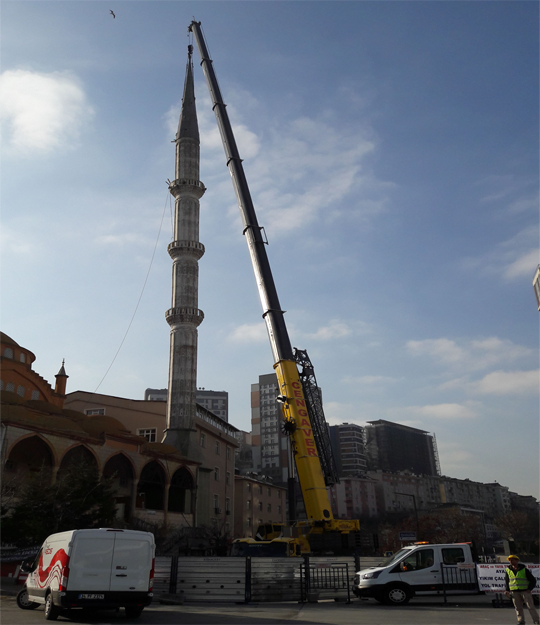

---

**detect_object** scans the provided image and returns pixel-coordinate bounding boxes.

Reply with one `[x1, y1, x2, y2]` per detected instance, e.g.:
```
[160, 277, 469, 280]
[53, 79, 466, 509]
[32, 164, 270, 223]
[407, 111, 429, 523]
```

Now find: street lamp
[396, 492, 419, 538]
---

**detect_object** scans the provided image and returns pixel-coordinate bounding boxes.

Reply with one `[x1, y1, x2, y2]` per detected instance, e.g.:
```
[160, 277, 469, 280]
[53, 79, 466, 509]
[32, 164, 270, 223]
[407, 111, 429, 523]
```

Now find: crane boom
[189, 21, 359, 546]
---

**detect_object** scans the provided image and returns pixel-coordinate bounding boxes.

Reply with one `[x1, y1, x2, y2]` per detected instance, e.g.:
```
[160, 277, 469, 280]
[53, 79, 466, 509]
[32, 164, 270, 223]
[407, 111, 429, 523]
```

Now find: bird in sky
[110, 10, 115, 18]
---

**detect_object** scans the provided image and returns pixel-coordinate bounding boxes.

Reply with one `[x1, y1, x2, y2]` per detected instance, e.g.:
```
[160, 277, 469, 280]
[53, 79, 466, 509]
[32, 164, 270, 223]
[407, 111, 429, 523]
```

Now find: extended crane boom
[189, 21, 359, 552]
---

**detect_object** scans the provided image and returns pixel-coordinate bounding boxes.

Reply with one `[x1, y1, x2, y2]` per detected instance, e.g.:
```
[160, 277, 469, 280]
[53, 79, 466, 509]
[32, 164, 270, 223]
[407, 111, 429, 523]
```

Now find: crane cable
[91, 188, 171, 396]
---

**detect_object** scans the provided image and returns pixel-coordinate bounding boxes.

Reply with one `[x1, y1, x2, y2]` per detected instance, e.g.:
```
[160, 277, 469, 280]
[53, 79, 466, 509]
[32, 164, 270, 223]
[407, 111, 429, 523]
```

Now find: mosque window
[0, 380, 3, 391]
[31, 390, 40, 400]
[17, 385, 25, 397]
[85, 408, 105, 416]
[3, 348, 13, 359]
[19, 353, 25, 363]
[137, 428, 157, 443]
[6, 382, 14, 392]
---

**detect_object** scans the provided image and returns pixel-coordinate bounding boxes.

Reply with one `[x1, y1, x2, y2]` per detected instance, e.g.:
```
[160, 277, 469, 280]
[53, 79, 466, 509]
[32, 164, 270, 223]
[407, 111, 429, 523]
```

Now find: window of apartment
[258, 501, 263, 511]
[200, 432, 206, 448]
[215, 441, 220, 455]
[277, 506, 282, 514]
[85, 408, 105, 416]
[137, 428, 157, 443]
[267, 487, 271, 496]
[267, 503, 271, 513]
[214, 467, 220, 481]
[225, 498, 230, 513]
[213, 494, 219, 509]
[247, 517, 252, 528]
[277, 491, 281, 499]
[258, 485, 263, 495]
[247, 500, 251, 510]
[247, 482, 251, 492]
[226, 446, 231, 460]
[226, 471, 231, 485]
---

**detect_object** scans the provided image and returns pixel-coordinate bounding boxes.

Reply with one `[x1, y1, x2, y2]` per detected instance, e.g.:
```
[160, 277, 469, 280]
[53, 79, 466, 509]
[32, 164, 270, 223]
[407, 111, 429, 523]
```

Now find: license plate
[78, 594, 105, 600]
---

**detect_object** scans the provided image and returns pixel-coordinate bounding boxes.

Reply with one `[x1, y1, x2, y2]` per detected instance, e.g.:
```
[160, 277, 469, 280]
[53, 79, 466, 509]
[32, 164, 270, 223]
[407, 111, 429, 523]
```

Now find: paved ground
[0, 589, 522, 625]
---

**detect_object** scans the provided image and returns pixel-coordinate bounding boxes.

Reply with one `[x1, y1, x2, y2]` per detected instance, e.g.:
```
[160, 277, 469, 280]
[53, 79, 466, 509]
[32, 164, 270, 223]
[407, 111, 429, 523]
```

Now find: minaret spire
[162, 47, 206, 455]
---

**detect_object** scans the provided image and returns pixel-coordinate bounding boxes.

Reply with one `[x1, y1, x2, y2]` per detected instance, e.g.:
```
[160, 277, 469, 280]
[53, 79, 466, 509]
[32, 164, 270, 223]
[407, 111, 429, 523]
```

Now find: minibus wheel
[44, 592, 59, 620]
[382, 584, 412, 605]
[125, 606, 143, 618]
[16, 587, 38, 610]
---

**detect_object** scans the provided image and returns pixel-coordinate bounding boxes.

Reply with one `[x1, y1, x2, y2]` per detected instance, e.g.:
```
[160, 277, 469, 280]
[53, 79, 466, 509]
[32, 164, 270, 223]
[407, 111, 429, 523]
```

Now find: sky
[1, 1, 538, 499]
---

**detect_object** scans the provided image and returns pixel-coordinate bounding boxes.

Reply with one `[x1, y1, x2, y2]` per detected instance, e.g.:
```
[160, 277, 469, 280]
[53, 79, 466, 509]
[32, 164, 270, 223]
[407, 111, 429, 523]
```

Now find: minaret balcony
[165, 307, 204, 327]
[168, 240, 205, 260]
[168, 178, 206, 200]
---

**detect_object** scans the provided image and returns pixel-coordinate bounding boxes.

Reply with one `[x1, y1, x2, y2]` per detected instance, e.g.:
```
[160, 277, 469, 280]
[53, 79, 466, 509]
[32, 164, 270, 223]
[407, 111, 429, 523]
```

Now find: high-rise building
[251, 373, 291, 484]
[144, 388, 228, 422]
[329, 423, 367, 477]
[365, 420, 440, 476]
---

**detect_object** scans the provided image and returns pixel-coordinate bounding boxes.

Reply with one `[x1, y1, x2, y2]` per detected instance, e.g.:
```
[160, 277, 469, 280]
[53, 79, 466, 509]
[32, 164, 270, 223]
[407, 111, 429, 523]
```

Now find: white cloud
[407, 336, 532, 371]
[307, 320, 352, 341]
[343, 375, 399, 385]
[408, 403, 479, 420]
[502, 249, 539, 280]
[406, 338, 465, 364]
[166, 88, 389, 235]
[323, 401, 356, 425]
[227, 322, 267, 343]
[0, 69, 93, 152]
[462, 226, 539, 282]
[470, 369, 539, 396]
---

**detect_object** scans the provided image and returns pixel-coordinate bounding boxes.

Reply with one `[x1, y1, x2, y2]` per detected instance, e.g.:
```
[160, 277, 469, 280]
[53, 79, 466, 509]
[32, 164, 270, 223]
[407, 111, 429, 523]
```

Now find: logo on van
[45, 549, 53, 555]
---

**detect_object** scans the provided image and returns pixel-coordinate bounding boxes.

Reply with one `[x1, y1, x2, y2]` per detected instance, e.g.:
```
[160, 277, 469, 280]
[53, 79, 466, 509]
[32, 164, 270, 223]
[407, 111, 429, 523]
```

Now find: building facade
[65, 390, 239, 529]
[145, 387, 228, 422]
[329, 423, 367, 477]
[365, 419, 440, 476]
[233, 474, 287, 539]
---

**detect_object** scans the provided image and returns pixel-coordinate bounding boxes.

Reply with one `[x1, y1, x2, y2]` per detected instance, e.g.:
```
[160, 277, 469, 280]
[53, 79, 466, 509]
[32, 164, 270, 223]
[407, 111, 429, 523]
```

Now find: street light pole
[396, 492, 419, 538]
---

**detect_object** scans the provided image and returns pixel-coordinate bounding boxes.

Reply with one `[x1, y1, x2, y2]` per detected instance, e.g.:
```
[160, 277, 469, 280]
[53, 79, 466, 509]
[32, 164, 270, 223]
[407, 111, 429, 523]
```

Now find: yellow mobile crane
[189, 21, 360, 555]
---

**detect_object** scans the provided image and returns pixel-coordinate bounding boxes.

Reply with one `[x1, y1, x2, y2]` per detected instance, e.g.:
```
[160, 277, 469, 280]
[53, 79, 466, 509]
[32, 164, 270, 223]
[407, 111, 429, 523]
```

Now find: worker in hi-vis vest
[505, 555, 539, 625]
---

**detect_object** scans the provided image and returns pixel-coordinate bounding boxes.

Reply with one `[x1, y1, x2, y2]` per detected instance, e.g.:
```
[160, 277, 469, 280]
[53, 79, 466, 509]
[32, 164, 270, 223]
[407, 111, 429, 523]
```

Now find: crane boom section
[189, 21, 335, 522]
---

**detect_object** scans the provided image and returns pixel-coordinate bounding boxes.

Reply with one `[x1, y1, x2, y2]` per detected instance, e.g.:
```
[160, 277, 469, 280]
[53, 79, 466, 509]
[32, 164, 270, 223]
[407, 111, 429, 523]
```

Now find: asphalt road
[0, 593, 521, 625]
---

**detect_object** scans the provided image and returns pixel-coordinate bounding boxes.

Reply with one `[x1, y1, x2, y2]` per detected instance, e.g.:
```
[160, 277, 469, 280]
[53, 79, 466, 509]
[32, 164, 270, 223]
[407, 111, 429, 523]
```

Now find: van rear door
[68, 533, 115, 592]
[109, 533, 153, 592]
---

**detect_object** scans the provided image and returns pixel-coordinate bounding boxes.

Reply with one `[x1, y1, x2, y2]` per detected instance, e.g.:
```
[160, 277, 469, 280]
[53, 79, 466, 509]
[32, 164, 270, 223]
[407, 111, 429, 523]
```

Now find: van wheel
[16, 587, 38, 610]
[44, 593, 59, 620]
[383, 584, 412, 605]
[125, 606, 143, 618]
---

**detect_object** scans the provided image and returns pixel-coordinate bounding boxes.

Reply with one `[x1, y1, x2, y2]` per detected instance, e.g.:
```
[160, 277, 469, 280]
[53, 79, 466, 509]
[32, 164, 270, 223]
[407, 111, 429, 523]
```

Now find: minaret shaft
[162, 50, 205, 456]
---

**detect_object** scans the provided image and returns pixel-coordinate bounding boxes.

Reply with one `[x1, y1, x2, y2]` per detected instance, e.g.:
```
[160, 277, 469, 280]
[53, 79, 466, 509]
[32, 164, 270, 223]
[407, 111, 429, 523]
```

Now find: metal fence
[441, 563, 478, 603]
[154, 555, 356, 603]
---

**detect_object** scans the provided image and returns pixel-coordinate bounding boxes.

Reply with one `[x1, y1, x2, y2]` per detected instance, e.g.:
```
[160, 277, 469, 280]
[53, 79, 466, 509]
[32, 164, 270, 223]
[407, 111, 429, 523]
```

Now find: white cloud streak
[470, 369, 539, 395]
[227, 322, 267, 344]
[408, 403, 479, 419]
[406, 336, 532, 371]
[0, 69, 93, 153]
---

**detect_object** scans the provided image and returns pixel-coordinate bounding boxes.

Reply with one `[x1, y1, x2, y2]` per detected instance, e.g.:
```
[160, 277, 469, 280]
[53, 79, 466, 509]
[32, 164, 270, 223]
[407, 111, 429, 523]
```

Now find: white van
[17, 528, 155, 620]
[353, 542, 478, 605]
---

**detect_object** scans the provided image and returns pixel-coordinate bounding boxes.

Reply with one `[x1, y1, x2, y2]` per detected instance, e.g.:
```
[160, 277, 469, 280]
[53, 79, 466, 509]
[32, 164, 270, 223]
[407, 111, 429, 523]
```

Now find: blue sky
[2, 2, 538, 498]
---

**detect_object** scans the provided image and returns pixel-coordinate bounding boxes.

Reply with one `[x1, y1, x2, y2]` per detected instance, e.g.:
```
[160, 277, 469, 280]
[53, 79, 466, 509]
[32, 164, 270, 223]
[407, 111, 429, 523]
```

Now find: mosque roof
[0, 332, 19, 347]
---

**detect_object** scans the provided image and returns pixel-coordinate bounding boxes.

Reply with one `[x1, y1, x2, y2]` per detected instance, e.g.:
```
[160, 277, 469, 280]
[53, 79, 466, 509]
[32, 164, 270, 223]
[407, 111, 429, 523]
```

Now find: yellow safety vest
[507, 567, 529, 592]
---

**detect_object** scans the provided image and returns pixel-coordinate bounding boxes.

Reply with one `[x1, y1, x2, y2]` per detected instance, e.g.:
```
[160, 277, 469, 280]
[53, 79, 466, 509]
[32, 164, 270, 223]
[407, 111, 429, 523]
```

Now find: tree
[1, 463, 117, 547]
[496, 510, 540, 555]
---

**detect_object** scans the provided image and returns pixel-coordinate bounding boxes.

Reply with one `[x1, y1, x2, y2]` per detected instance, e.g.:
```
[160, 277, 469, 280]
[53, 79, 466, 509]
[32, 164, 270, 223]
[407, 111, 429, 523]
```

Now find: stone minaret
[162, 46, 205, 455]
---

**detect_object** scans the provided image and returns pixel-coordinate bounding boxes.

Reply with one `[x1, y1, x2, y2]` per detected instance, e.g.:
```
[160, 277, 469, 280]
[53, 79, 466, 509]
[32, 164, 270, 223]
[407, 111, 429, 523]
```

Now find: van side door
[395, 547, 441, 594]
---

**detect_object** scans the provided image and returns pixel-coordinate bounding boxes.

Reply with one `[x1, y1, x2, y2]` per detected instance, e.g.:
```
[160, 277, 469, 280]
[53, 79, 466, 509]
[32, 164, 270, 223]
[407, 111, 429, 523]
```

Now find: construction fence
[153, 555, 359, 603]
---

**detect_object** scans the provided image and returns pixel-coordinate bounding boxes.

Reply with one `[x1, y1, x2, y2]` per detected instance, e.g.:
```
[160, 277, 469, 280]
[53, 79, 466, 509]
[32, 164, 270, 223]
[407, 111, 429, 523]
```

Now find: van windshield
[381, 548, 412, 567]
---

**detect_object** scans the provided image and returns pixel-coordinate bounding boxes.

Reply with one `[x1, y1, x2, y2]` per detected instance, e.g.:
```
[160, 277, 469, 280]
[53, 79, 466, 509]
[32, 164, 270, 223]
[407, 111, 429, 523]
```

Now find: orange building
[1, 333, 199, 531]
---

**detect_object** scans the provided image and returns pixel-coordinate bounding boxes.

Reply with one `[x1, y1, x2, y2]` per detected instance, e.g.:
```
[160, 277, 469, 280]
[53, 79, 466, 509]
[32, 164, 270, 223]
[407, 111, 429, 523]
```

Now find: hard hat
[507, 555, 520, 561]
